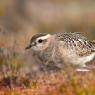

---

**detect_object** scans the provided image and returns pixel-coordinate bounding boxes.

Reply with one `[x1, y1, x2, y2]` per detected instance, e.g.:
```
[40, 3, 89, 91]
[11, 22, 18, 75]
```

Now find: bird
[25, 32, 95, 71]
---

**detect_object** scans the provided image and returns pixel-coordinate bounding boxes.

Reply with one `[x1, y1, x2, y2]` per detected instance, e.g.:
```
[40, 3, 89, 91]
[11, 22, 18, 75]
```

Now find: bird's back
[55, 32, 95, 56]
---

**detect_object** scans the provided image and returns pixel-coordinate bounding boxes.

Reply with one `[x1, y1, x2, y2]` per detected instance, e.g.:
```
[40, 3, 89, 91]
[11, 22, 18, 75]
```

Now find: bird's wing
[73, 40, 95, 56]
[55, 32, 95, 56]
[89, 41, 95, 48]
[59, 38, 95, 56]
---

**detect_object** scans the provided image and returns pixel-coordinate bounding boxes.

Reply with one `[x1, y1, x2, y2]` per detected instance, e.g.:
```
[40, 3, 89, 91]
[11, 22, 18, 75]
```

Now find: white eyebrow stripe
[37, 34, 51, 40]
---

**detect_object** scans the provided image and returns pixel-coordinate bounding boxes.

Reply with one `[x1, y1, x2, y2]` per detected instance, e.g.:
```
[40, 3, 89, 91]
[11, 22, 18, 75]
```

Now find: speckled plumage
[54, 32, 95, 56]
[26, 32, 95, 70]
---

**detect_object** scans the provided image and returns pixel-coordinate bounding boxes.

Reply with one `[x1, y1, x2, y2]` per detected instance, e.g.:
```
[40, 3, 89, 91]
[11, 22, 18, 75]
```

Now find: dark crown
[30, 33, 48, 43]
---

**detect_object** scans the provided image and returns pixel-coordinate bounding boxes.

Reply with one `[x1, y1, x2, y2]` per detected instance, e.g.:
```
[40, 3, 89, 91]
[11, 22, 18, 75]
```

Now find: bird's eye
[38, 39, 43, 43]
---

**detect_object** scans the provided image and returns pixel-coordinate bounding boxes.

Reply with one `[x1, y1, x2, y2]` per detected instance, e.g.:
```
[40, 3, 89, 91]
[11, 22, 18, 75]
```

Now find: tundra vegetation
[0, 0, 95, 95]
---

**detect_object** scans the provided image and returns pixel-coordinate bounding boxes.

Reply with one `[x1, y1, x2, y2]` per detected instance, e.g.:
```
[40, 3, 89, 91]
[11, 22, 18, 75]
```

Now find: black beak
[25, 44, 32, 50]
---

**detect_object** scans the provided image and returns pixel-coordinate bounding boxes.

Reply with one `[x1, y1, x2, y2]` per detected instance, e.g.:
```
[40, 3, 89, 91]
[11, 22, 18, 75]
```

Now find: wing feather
[55, 32, 95, 56]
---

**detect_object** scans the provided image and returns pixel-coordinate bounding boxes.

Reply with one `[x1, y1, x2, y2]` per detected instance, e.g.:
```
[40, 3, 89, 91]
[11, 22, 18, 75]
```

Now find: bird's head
[25, 33, 51, 51]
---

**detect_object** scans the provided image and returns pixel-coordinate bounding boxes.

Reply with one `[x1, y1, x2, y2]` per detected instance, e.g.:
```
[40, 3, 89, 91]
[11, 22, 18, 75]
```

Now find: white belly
[66, 53, 95, 67]
[77, 53, 95, 64]
[60, 47, 95, 67]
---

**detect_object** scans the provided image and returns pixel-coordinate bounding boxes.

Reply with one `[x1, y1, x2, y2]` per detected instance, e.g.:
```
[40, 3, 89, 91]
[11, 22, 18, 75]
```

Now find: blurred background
[0, 0, 95, 49]
[0, 0, 95, 75]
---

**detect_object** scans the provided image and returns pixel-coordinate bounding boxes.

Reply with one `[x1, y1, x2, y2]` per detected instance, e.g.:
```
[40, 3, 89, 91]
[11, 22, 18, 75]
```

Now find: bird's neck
[38, 41, 54, 62]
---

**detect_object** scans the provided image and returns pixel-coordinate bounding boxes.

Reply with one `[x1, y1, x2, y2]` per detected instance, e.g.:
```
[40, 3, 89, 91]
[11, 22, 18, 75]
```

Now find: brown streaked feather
[55, 32, 95, 57]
